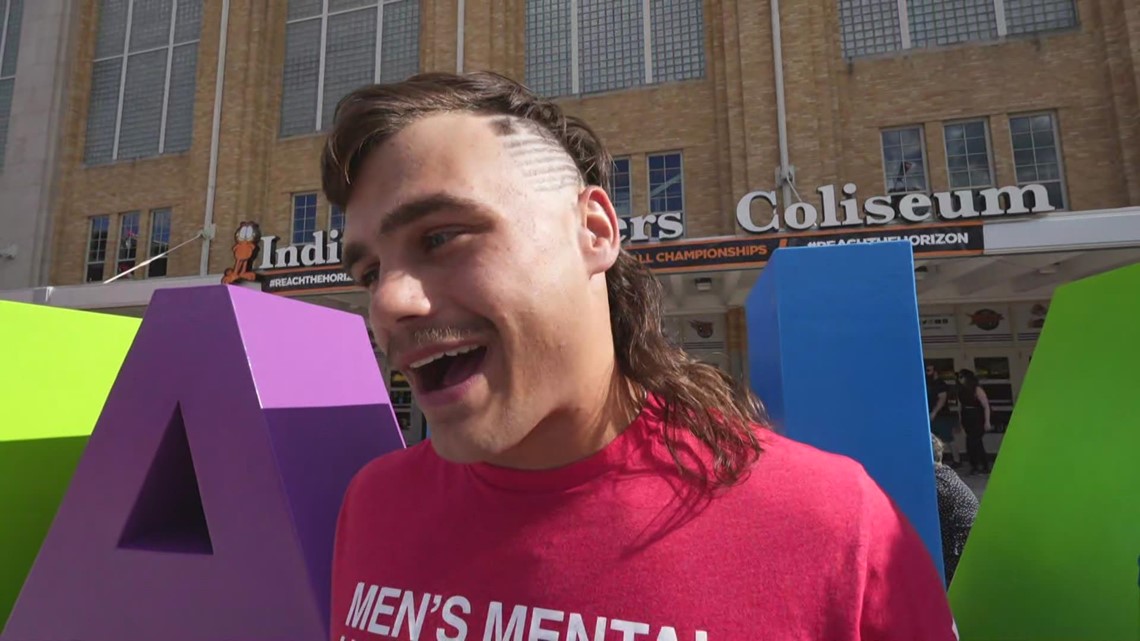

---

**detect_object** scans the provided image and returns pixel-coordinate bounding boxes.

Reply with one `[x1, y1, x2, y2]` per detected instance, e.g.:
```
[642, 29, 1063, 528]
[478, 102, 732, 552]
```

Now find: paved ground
[942, 434, 1001, 500]
[961, 471, 990, 500]
[941, 458, 990, 500]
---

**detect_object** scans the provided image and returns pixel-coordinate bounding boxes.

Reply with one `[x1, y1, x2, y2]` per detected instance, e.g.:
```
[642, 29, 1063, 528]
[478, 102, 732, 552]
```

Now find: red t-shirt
[330, 398, 958, 641]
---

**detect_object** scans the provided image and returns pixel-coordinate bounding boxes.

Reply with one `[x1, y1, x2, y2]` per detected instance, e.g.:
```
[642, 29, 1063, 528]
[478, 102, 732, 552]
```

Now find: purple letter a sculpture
[2, 285, 404, 641]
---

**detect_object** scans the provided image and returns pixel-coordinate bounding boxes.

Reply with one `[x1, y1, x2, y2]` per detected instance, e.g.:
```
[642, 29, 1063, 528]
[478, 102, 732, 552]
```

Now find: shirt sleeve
[858, 473, 960, 641]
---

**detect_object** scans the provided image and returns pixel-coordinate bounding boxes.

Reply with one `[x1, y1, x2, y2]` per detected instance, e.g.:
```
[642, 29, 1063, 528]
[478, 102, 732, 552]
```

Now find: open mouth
[409, 345, 488, 394]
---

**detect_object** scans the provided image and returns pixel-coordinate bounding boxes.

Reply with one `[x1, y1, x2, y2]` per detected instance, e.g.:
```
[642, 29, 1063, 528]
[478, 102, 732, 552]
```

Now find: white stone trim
[983, 206, 1140, 255]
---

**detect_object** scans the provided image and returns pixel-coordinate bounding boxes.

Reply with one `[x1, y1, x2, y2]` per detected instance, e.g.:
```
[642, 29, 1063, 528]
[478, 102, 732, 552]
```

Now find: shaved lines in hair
[492, 116, 583, 193]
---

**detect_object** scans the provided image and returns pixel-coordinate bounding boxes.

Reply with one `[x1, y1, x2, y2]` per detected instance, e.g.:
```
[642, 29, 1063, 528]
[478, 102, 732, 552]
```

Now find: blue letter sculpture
[745, 241, 944, 581]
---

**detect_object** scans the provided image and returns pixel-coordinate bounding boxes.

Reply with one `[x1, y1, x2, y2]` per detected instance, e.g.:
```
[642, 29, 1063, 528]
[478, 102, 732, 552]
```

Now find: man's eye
[357, 266, 379, 288]
[423, 230, 459, 251]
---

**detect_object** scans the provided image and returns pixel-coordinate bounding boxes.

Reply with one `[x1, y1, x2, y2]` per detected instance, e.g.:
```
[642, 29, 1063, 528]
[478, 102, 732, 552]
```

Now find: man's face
[926, 365, 936, 379]
[342, 112, 621, 465]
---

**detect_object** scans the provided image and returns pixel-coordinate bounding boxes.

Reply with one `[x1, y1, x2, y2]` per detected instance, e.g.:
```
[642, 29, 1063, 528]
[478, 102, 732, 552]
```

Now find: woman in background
[932, 434, 979, 586]
[957, 369, 992, 474]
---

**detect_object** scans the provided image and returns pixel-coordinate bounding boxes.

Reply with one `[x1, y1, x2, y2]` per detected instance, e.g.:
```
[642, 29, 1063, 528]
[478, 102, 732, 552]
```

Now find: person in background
[956, 368, 992, 474]
[926, 363, 959, 466]
[932, 434, 979, 586]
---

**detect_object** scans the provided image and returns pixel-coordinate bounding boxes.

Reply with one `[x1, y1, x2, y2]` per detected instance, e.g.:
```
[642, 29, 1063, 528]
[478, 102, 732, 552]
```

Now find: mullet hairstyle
[321, 71, 768, 488]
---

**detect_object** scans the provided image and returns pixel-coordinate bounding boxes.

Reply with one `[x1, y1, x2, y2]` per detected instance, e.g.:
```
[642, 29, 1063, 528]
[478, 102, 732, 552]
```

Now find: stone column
[0, 0, 75, 289]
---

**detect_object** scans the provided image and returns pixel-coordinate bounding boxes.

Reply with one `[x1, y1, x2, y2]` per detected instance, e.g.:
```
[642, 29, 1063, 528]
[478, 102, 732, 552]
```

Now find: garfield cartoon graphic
[221, 222, 262, 285]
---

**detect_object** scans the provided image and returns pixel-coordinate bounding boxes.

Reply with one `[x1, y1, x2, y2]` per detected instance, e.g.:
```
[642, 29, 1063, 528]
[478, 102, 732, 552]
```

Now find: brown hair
[322, 71, 767, 487]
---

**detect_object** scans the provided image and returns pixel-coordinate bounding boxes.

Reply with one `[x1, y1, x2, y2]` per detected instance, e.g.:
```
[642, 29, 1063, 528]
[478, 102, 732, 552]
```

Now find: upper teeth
[410, 345, 480, 369]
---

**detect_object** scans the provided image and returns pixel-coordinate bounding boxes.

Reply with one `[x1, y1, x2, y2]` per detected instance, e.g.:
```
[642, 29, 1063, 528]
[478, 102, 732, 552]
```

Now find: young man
[323, 71, 958, 641]
[926, 363, 958, 464]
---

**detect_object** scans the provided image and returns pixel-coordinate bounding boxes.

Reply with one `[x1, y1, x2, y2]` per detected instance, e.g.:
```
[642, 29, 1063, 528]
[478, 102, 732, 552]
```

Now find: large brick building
[1, 0, 1138, 446]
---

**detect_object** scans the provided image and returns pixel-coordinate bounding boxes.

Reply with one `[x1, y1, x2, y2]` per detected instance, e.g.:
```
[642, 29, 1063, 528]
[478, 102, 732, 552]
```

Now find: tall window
[839, 0, 1078, 58]
[1004, 0, 1078, 36]
[881, 126, 928, 194]
[85, 0, 203, 165]
[525, 0, 706, 97]
[330, 204, 345, 235]
[648, 152, 683, 214]
[944, 119, 994, 191]
[86, 215, 111, 283]
[148, 207, 172, 277]
[292, 193, 318, 245]
[281, 0, 421, 136]
[610, 157, 632, 216]
[0, 0, 25, 169]
[116, 211, 141, 277]
[1010, 113, 1066, 209]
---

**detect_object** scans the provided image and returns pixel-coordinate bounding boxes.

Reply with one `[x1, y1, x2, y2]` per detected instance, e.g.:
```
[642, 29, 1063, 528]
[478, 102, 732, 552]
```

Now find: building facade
[0, 0, 77, 291]
[4, 0, 1140, 448]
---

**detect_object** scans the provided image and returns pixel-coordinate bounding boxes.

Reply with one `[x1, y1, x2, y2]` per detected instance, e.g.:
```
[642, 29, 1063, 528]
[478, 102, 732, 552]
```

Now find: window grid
[524, 0, 573, 96]
[0, 0, 24, 169]
[281, 0, 421, 137]
[610, 157, 632, 216]
[525, 0, 705, 97]
[839, 0, 902, 58]
[908, 0, 997, 48]
[320, 7, 375, 130]
[1010, 112, 1066, 209]
[292, 193, 319, 245]
[1005, 0, 1077, 35]
[86, 215, 111, 283]
[85, 0, 203, 165]
[943, 119, 993, 190]
[648, 152, 684, 214]
[651, 0, 706, 83]
[379, 0, 420, 83]
[330, 204, 345, 234]
[148, 207, 172, 277]
[881, 126, 928, 194]
[839, 0, 1077, 58]
[578, 0, 644, 94]
[116, 211, 141, 278]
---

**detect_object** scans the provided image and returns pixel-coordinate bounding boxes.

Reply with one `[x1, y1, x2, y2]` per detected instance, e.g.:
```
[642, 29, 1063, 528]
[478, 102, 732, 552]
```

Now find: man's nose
[370, 269, 431, 331]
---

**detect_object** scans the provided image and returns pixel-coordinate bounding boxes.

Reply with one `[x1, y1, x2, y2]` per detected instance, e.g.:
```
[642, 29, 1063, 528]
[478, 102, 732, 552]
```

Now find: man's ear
[577, 185, 621, 276]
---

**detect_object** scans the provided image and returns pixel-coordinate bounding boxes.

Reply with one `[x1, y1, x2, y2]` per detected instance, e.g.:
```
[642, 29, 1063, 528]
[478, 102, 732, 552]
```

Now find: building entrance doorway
[923, 345, 1032, 463]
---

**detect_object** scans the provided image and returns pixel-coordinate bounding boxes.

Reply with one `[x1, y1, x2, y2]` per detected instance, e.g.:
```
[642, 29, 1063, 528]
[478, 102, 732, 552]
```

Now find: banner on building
[629, 222, 985, 273]
[260, 267, 355, 296]
[238, 220, 987, 294]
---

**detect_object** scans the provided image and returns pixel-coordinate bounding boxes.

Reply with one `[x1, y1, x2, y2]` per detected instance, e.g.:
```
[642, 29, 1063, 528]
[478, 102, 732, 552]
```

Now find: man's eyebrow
[341, 193, 483, 275]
